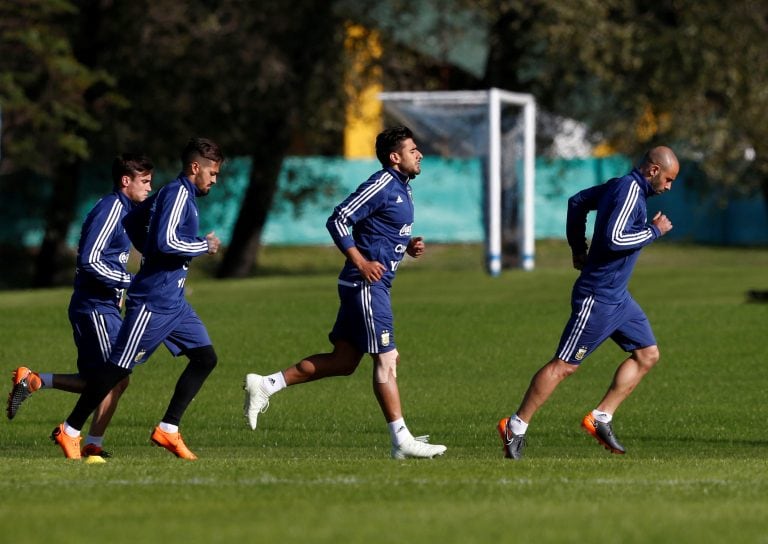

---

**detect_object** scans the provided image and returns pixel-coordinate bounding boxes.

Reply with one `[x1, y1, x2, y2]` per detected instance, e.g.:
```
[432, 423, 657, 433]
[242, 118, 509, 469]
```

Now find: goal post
[378, 88, 536, 274]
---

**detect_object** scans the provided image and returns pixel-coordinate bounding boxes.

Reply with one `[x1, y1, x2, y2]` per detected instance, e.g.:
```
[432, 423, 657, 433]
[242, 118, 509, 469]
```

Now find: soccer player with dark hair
[497, 146, 678, 460]
[7, 154, 153, 458]
[50, 137, 224, 460]
[244, 125, 447, 459]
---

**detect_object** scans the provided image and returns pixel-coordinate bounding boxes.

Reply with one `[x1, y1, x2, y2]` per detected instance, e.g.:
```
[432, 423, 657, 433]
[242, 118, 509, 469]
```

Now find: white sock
[388, 418, 413, 446]
[591, 409, 612, 423]
[159, 422, 178, 434]
[262, 372, 286, 395]
[63, 422, 81, 438]
[509, 414, 528, 435]
[85, 435, 103, 447]
[40, 373, 53, 389]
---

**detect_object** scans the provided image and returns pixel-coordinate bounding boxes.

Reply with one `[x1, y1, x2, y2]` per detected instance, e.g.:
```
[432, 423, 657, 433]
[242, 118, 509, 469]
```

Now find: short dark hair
[375, 125, 414, 167]
[181, 137, 224, 166]
[111, 153, 154, 189]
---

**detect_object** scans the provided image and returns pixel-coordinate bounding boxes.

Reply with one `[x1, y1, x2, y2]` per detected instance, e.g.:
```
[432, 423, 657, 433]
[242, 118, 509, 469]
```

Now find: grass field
[0, 242, 767, 543]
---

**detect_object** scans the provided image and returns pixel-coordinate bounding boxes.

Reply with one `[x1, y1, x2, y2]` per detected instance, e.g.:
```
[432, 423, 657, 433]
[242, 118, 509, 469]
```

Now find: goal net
[379, 89, 536, 274]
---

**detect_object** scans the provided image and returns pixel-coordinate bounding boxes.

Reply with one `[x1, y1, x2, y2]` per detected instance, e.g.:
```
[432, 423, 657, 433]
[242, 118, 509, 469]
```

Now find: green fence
[1, 155, 766, 248]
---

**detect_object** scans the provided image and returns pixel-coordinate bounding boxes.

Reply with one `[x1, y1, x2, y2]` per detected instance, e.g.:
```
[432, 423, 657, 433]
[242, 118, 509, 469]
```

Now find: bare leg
[515, 358, 579, 423]
[596, 345, 660, 414]
[87, 376, 129, 437]
[372, 352, 402, 422]
[282, 340, 363, 385]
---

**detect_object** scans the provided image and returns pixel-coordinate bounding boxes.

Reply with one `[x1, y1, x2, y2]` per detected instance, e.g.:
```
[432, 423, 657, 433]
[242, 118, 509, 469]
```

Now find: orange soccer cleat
[7, 366, 42, 420]
[150, 426, 198, 460]
[496, 417, 526, 460]
[581, 412, 626, 454]
[81, 443, 112, 458]
[51, 424, 82, 460]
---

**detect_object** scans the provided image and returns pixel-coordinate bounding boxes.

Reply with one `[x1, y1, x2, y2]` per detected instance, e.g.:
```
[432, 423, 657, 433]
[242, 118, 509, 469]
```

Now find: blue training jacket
[123, 174, 209, 311]
[567, 168, 662, 303]
[326, 167, 414, 289]
[70, 191, 133, 312]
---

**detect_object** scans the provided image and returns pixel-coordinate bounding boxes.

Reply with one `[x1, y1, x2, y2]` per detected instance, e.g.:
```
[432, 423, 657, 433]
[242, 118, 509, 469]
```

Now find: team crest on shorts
[380, 330, 391, 347]
[133, 349, 147, 364]
[574, 346, 588, 361]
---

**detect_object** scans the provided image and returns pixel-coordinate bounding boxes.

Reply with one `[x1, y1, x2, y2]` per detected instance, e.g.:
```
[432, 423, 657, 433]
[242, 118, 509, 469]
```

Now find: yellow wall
[344, 24, 382, 158]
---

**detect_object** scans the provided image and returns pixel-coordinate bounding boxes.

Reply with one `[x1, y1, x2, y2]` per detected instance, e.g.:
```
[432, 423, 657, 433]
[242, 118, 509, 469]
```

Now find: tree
[1, 1, 353, 284]
[0, 0, 122, 286]
[76, 0, 349, 278]
[483, 0, 768, 203]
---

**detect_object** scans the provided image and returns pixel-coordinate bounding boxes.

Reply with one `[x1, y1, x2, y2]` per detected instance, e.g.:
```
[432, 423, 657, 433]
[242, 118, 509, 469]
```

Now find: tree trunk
[217, 148, 286, 278]
[761, 175, 768, 221]
[33, 158, 81, 287]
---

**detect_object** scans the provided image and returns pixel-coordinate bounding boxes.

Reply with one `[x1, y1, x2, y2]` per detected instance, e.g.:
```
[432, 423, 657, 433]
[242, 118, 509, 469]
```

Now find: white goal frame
[379, 88, 536, 274]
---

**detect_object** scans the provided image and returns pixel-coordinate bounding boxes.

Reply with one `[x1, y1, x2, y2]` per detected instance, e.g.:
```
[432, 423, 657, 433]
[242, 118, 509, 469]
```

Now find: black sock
[162, 346, 217, 426]
[65, 365, 131, 430]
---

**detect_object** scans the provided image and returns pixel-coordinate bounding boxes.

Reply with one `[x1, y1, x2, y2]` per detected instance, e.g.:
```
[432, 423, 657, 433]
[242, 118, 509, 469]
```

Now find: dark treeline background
[1, 0, 765, 288]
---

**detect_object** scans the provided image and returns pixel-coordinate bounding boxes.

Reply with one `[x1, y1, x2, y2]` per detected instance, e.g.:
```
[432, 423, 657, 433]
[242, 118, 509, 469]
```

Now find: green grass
[1, 241, 767, 543]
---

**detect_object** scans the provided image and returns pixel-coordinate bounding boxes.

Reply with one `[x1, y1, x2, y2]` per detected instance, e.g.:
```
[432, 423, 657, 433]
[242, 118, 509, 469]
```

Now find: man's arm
[154, 186, 210, 257]
[604, 183, 671, 252]
[406, 236, 424, 258]
[326, 174, 390, 280]
[343, 246, 385, 283]
[78, 198, 132, 289]
[566, 184, 603, 264]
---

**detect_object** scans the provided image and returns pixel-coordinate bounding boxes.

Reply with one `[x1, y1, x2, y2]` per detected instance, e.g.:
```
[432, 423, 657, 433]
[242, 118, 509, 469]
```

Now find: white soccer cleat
[243, 373, 270, 430]
[391, 435, 447, 460]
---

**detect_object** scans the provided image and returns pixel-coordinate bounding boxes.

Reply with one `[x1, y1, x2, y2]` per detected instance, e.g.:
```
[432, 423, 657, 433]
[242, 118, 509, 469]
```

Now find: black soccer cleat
[7, 367, 40, 420]
[581, 413, 626, 454]
[497, 418, 527, 460]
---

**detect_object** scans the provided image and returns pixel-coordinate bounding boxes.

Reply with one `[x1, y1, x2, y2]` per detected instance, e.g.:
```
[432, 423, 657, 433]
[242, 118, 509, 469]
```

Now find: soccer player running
[7, 154, 153, 458]
[50, 137, 223, 460]
[498, 146, 678, 460]
[244, 126, 447, 459]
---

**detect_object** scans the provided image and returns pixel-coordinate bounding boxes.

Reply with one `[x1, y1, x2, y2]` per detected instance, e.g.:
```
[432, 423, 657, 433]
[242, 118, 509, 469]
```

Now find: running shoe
[497, 418, 526, 460]
[581, 412, 626, 454]
[51, 423, 82, 459]
[391, 435, 447, 459]
[150, 426, 198, 460]
[7, 366, 42, 420]
[81, 443, 112, 458]
[243, 373, 270, 430]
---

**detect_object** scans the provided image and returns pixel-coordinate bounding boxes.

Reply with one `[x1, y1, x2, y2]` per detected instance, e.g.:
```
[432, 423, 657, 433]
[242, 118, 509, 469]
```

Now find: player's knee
[114, 375, 130, 394]
[336, 362, 358, 377]
[551, 358, 579, 378]
[635, 345, 660, 369]
[92, 364, 131, 392]
[374, 349, 399, 384]
[189, 345, 218, 373]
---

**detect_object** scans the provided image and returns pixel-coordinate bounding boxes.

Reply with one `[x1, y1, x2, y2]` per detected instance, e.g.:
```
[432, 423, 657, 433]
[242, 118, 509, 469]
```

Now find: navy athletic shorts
[555, 293, 656, 364]
[329, 280, 396, 354]
[108, 300, 212, 369]
[69, 305, 123, 374]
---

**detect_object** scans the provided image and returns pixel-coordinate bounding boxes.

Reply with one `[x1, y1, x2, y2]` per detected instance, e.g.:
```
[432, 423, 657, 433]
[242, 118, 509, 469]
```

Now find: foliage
[483, 0, 768, 196]
[337, 0, 485, 92]
[0, 0, 352, 282]
[0, 0, 120, 175]
[1, 243, 767, 543]
[2, 0, 766, 286]
[84, 0, 347, 161]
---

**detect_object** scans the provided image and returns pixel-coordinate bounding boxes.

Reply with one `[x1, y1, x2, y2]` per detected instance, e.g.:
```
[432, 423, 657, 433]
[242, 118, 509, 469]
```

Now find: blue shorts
[329, 281, 396, 354]
[555, 294, 656, 364]
[68, 305, 122, 375]
[109, 301, 212, 369]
